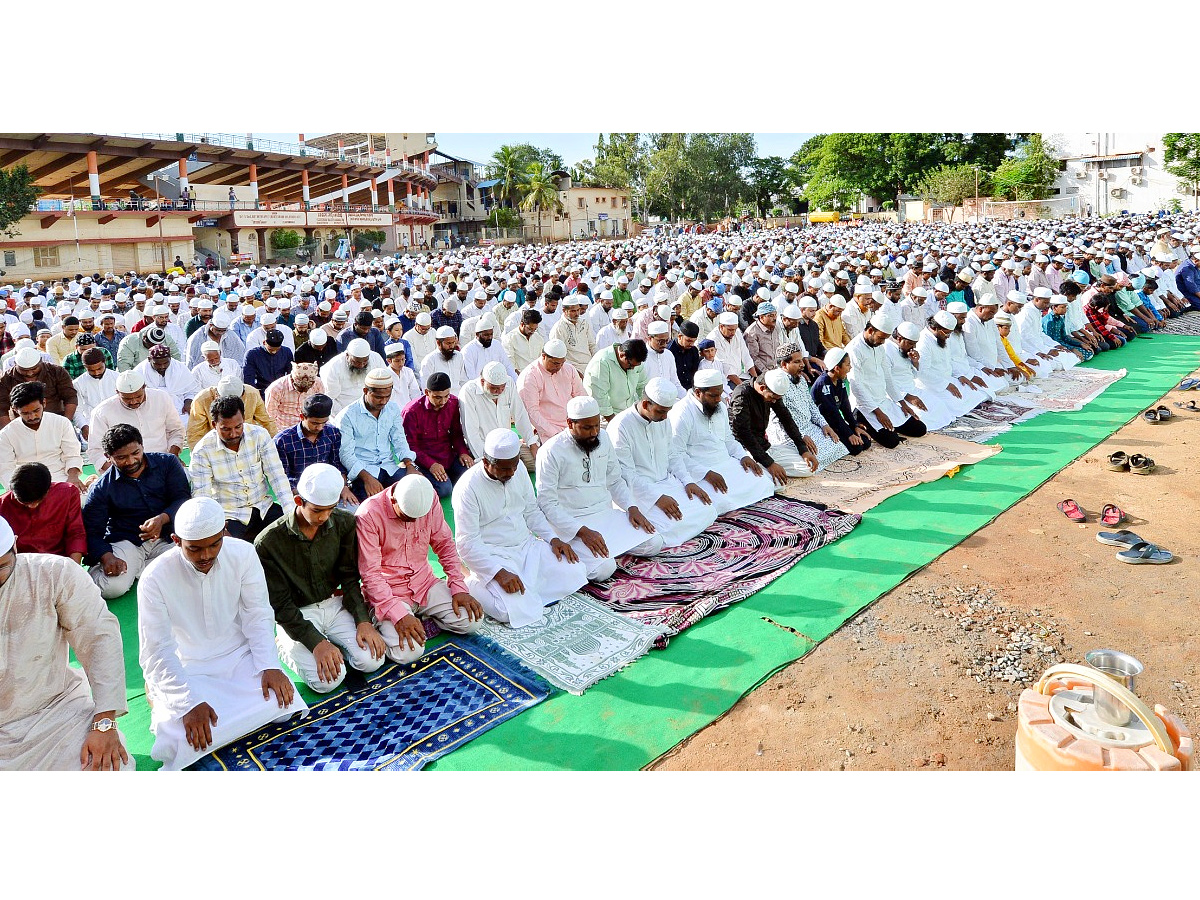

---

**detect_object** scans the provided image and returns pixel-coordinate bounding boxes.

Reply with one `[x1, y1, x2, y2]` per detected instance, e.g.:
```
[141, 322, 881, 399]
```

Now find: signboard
[307, 211, 349, 227]
[194, 218, 220, 227]
[344, 213, 393, 227]
[232, 210, 306, 228]
[597, 213, 609, 220]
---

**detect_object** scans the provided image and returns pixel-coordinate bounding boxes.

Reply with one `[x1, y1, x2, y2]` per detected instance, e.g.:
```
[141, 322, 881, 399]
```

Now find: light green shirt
[583, 346, 648, 417]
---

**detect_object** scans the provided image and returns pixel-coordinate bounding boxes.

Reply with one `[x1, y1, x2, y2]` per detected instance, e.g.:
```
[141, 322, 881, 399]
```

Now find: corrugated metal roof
[476, 179, 500, 189]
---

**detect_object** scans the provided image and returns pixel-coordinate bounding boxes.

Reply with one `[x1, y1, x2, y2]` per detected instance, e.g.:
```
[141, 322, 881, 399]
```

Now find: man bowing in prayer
[0, 518, 133, 770]
[451, 429, 588, 628]
[138, 496, 307, 771]
[608, 378, 718, 549]
[536, 395, 663, 583]
[356, 474, 483, 663]
[729, 369, 819, 485]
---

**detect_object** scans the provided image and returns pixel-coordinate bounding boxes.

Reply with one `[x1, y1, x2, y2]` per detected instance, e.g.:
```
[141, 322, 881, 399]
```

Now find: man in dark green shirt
[254, 463, 386, 693]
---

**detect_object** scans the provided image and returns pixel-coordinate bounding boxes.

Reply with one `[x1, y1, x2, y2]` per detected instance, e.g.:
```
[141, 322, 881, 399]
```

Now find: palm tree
[520, 161, 562, 243]
[490, 145, 530, 208]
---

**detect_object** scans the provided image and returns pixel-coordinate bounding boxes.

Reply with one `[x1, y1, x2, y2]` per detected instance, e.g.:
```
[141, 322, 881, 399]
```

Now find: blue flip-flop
[1180, 378, 1200, 391]
[1096, 529, 1144, 548]
[1116, 541, 1174, 564]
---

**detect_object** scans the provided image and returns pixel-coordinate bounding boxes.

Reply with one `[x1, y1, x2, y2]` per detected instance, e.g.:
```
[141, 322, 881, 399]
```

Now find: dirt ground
[653, 378, 1200, 771]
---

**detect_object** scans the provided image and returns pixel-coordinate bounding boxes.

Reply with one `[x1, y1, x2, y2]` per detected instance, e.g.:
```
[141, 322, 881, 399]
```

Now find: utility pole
[152, 173, 167, 272]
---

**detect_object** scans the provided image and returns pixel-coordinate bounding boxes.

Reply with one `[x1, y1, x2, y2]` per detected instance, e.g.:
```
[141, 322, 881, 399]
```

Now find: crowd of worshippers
[3, 209, 1197, 772]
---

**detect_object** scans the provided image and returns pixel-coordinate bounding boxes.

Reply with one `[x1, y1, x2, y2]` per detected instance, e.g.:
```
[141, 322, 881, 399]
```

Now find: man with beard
[450, 429, 586, 627]
[945, 302, 997, 399]
[135, 343, 200, 415]
[87, 370, 184, 471]
[185, 297, 215, 338]
[336, 368, 418, 502]
[462, 315, 517, 383]
[688, 296, 722, 341]
[263, 361, 324, 430]
[190, 339, 241, 391]
[81, 423, 192, 600]
[596, 305, 632, 351]
[845, 315, 929, 449]
[1016, 288, 1080, 370]
[667, 369, 774, 517]
[517, 339, 586, 444]
[419, 326, 468, 394]
[548, 295, 597, 372]
[459, 362, 540, 472]
[502, 308, 545, 374]
[294, 327, 339, 369]
[767, 343, 849, 475]
[708, 312, 756, 387]
[336, 310, 387, 358]
[321, 337, 385, 414]
[185, 309, 245, 369]
[534, 395, 660, 583]
[883, 321, 954, 432]
[960, 297, 1021, 394]
[913, 311, 989, 420]
[729, 368, 818, 484]
[401, 372, 473, 499]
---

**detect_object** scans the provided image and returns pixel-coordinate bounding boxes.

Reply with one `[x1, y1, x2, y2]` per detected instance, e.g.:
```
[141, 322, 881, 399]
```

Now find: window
[577, 198, 585, 209]
[622, 197, 628, 207]
[2, 251, 14, 267]
[611, 197, 617, 208]
[33, 246, 60, 268]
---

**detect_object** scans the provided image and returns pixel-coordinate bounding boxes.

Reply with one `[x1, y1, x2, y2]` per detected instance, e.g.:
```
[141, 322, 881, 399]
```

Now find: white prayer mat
[1003, 367, 1127, 412]
[781, 432, 1001, 514]
[1156, 313, 1200, 336]
[934, 398, 1045, 444]
[469, 592, 668, 695]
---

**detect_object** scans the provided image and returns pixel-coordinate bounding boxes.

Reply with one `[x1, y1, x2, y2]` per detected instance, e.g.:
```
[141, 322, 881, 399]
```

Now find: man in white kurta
[913, 312, 988, 420]
[320, 339, 386, 414]
[1015, 289, 1080, 372]
[138, 497, 307, 771]
[535, 395, 663, 582]
[458, 362, 540, 467]
[0, 520, 134, 771]
[607, 378, 718, 549]
[642, 321, 685, 394]
[884, 321, 955, 432]
[190, 342, 242, 391]
[960, 298, 1020, 394]
[451, 429, 588, 628]
[461, 316, 518, 383]
[86, 372, 185, 471]
[135, 351, 200, 415]
[845, 315, 927, 447]
[667, 369, 774, 517]
[0, 396, 85, 490]
[419, 328, 469, 394]
[547, 297, 597, 372]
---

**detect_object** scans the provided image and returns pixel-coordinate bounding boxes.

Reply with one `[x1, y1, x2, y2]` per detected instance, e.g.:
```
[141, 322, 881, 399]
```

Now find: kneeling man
[138, 497, 308, 770]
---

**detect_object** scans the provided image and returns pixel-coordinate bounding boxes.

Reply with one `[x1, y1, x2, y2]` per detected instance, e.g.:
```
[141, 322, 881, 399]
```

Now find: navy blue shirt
[667, 339, 701, 390]
[81, 452, 192, 562]
[242, 345, 294, 392]
[811, 372, 856, 442]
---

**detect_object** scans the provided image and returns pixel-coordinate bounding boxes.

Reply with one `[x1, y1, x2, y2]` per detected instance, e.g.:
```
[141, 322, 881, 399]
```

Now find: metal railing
[29, 198, 434, 216]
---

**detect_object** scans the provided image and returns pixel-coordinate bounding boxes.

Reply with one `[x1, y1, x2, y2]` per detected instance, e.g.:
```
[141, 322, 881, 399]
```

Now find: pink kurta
[516, 359, 585, 443]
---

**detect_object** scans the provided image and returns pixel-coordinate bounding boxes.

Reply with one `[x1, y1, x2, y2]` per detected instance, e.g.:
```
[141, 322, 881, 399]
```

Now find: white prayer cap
[933, 281, 950, 293]
[384, 342, 407, 358]
[763, 369, 791, 396]
[294, 314, 310, 326]
[115, 370, 144, 393]
[14, 346, 41, 368]
[912, 287, 929, 298]
[392, 473, 436, 518]
[644, 377, 679, 408]
[611, 307, 629, 321]
[867, 312, 891, 332]
[216, 374, 243, 398]
[309, 329, 328, 347]
[648, 320, 670, 336]
[693, 369, 724, 389]
[476, 315, 498, 331]
[1032, 287, 1054, 300]
[175, 497, 226, 541]
[0, 516, 14, 555]
[823, 347, 848, 369]
[717, 312, 739, 326]
[958, 267, 975, 280]
[797, 297, 819, 310]
[896, 321, 921, 341]
[201, 340, 221, 353]
[946, 301, 970, 314]
[502, 290, 517, 304]
[483, 428, 521, 459]
[297, 463, 344, 506]
[482, 361, 508, 385]
[261, 313, 277, 326]
[756, 286, 772, 301]
[784, 282, 800, 294]
[780, 303, 802, 319]
[239, 304, 256, 317]
[639, 278, 653, 288]
[543, 339, 568, 358]
[827, 296, 847, 309]
[566, 395, 601, 420]
[365, 368, 393, 388]
[977, 295, 1000, 307]
[434, 326, 456, 340]
[1049, 295, 1069, 308]
[415, 312, 432, 326]
[853, 284, 872, 295]
[1006, 290, 1027, 304]
[933, 310, 957, 330]
[994, 312, 1012, 326]
[347, 337, 371, 358]
[212, 310, 235, 329]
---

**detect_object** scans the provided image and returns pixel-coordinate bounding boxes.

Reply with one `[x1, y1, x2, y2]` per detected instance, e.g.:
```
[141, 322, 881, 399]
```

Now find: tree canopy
[0, 164, 41, 238]
[989, 134, 1060, 201]
[1162, 133, 1200, 208]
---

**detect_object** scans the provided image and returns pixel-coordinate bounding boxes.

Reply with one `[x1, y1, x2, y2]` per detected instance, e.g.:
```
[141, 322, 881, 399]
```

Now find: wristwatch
[91, 717, 115, 733]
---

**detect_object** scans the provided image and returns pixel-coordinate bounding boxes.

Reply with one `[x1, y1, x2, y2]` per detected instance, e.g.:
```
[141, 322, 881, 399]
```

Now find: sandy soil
[653, 377, 1200, 771]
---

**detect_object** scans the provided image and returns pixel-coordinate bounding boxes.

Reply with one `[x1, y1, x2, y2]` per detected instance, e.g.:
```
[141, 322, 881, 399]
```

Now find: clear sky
[262, 133, 813, 167]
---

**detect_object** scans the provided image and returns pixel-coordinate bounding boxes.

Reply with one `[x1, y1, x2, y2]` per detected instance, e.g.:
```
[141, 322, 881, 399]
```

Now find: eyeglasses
[581, 452, 591, 483]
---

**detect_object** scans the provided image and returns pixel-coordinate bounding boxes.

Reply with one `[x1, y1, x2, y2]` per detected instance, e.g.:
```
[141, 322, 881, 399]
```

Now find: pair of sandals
[1143, 406, 1173, 424]
[1174, 399, 1199, 412]
[1095, 529, 1175, 565]
[1107, 451, 1155, 474]
[1178, 378, 1200, 391]
[1058, 500, 1125, 526]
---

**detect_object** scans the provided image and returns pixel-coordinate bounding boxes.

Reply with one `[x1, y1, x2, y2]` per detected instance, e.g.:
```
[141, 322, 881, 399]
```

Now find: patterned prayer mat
[781, 432, 1000, 514]
[934, 398, 1044, 443]
[582, 496, 860, 642]
[1004, 367, 1126, 412]
[466, 593, 668, 695]
[189, 642, 552, 771]
[1156, 313, 1200, 336]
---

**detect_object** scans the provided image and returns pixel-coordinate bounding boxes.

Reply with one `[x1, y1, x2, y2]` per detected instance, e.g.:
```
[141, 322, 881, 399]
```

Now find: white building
[1051, 132, 1194, 216]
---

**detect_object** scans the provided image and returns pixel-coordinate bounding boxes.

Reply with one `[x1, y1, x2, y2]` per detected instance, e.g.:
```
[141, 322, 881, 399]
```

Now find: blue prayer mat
[190, 642, 553, 771]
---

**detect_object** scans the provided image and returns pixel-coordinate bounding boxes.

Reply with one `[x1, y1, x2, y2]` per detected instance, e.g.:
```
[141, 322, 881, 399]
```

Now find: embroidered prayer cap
[365, 368, 393, 388]
[693, 369, 724, 389]
[775, 341, 803, 362]
[297, 463, 344, 507]
[566, 395, 601, 420]
[994, 313, 1012, 326]
[612, 307, 630, 321]
[648, 321, 670, 336]
[384, 342, 406, 358]
[216, 374, 243, 398]
[201, 340, 221, 354]
[763, 368, 792, 396]
[115, 370, 144, 393]
[823, 347, 848, 369]
[483, 428, 521, 460]
[756, 302, 777, 317]
[644, 377, 679, 408]
[174, 497, 227, 541]
[148, 343, 172, 359]
[543, 339, 568, 358]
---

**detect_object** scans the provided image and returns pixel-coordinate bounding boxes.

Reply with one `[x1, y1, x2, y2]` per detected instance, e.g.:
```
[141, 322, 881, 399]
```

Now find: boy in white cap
[452, 429, 587, 627]
[607, 378, 718, 547]
[254, 464, 387, 693]
[138, 496, 308, 770]
[356, 473, 483, 662]
[0, 517, 133, 770]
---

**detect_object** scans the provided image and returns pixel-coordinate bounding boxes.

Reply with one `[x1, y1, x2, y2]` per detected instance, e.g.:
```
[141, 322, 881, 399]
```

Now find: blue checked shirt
[335, 398, 415, 480]
[273, 422, 347, 490]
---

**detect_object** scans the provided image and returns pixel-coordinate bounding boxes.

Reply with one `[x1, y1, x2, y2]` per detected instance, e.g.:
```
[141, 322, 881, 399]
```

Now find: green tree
[487, 145, 532, 207]
[351, 229, 387, 253]
[0, 164, 42, 238]
[745, 155, 790, 216]
[990, 134, 1061, 201]
[270, 229, 301, 250]
[683, 133, 755, 221]
[519, 161, 563, 242]
[1162, 133, 1200, 210]
[644, 133, 688, 219]
[486, 207, 521, 228]
[916, 164, 988, 221]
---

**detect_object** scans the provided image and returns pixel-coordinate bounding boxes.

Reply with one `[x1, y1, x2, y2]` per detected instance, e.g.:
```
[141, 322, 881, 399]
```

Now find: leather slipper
[1100, 504, 1126, 527]
[1057, 499, 1086, 522]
